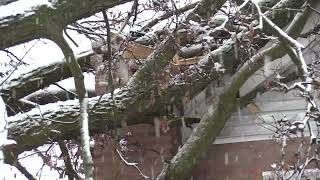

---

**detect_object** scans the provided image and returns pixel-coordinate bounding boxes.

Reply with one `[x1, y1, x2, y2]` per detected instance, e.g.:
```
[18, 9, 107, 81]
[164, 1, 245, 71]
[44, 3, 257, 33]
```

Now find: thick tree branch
[262, 2, 311, 77]
[14, 160, 37, 180]
[0, 0, 134, 49]
[0, 0, 297, 116]
[4, 36, 176, 163]
[24, 88, 96, 105]
[58, 141, 81, 180]
[241, 0, 315, 104]
[1, 51, 93, 116]
[48, 26, 94, 178]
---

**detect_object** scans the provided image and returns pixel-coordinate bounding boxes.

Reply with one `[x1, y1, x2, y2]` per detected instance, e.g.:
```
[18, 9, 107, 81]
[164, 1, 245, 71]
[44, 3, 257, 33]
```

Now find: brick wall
[93, 124, 178, 180]
[191, 140, 279, 180]
[93, 125, 313, 180]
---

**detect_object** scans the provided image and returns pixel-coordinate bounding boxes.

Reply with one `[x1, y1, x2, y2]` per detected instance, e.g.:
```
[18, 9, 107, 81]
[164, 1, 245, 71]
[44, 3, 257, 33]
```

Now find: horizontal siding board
[227, 111, 306, 127]
[215, 90, 319, 143]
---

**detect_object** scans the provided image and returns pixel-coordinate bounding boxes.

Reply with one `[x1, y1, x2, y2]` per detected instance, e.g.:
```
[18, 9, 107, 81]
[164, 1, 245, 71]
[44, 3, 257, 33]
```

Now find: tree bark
[0, 0, 284, 114]
[1, 51, 93, 115]
[49, 26, 95, 178]
[58, 140, 81, 180]
[0, 0, 133, 49]
[3, 36, 176, 163]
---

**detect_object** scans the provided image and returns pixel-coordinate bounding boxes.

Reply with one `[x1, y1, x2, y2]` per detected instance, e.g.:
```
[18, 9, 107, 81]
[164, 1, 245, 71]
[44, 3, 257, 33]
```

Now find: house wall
[93, 123, 281, 180]
[92, 67, 319, 179]
[93, 124, 180, 180]
[92, 60, 320, 180]
[93, 125, 314, 180]
[92, 9, 320, 179]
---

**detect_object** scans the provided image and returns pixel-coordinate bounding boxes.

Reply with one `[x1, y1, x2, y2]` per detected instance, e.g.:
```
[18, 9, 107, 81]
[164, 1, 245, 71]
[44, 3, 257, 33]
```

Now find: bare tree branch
[47, 24, 94, 178]
[116, 149, 149, 179]
[141, 2, 197, 31]
[58, 141, 81, 180]
[0, 0, 315, 179]
[14, 160, 37, 180]
[118, 0, 139, 34]
[0, 0, 134, 49]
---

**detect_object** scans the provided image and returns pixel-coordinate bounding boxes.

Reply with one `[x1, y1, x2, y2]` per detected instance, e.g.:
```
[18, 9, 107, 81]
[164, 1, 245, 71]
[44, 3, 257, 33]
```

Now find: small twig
[251, 0, 263, 29]
[101, 10, 112, 81]
[212, 0, 252, 32]
[0, 39, 40, 86]
[170, 0, 178, 29]
[307, 4, 320, 15]
[89, 94, 105, 113]
[17, 150, 48, 160]
[0, 49, 28, 65]
[102, 10, 116, 138]
[141, 2, 197, 31]
[34, 148, 64, 173]
[116, 149, 149, 179]
[53, 83, 78, 98]
[238, 0, 250, 9]
[118, 0, 139, 34]
[66, 27, 106, 40]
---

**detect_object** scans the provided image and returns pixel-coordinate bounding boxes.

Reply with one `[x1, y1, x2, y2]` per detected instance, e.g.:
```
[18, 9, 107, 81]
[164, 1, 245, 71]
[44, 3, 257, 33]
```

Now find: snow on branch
[262, 14, 308, 76]
[116, 149, 149, 179]
[0, 50, 93, 115]
[262, 14, 304, 49]
[4, 35, 176, 159]
[252, 1, 320, 178]
[0, 0, 133, 49]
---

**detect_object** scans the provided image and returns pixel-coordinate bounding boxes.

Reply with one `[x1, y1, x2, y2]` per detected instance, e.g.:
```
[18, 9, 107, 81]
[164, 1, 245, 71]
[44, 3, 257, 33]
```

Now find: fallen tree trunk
[3, 36, 176, 163]
[1, 51, 93, 115]
[0, 0, 134, 49]
[3, 0, 305, 162]
[0, 0, 282, 112]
